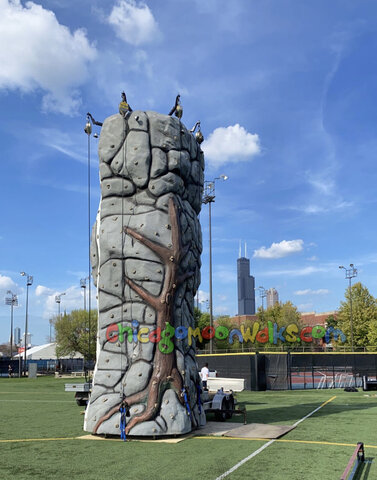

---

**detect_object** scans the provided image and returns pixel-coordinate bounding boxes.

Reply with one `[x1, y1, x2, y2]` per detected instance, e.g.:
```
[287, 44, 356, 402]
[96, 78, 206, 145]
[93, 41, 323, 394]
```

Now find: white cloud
[37, 285, 96, 319]
[202, 124, 260, 167]
[292, 201, 353, 215]
[108, 0, 160, 46]
[253, 239, 304, 259]
[0, 274, 17, 293]
[214, 305, 229, 315]
[307, 256, 318, 261]
[35, 285, 54, 296]
[197, 289, 209, 304]
[307, 175, 335, 196]
[0, 0, 97, 115]
[39, 128, 87, 165]
[294, 289, 330, 296]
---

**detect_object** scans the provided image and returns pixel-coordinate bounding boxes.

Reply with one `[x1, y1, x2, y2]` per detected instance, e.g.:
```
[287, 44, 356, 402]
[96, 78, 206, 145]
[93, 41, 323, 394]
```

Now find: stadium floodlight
[202, 175, 229, 354]
[339, 264, 357, 351]
[5, 291, 18, 358]
[20, 272, 33, 376]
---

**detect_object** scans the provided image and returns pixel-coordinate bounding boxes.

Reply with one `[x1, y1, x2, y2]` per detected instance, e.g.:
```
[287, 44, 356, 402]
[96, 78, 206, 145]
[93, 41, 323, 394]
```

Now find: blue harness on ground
[182, 387, 192, 420]
[119, 400, 129, 442]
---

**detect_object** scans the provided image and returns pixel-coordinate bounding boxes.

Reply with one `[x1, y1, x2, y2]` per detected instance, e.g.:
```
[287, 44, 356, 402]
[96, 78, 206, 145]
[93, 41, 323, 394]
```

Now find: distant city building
[266, 288, 279, 308]
[226, 311, 337, 328]
[14, 327, 21, 345]
[300, 311, 337, 327]
[237, 244, 255, 315]
[20, 333, 32, 348]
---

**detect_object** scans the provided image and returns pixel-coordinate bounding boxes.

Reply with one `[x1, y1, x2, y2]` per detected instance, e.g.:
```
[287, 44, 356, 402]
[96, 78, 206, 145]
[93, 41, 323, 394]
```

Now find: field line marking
[276, 438, 377, 449]
[196, 436, 377, 450]
[215, 440, 276, 480]
[214, 395, 337, 480]
[0, 399, 74, 403]
[195, 436, 377, 448]
[292, 395, 336, 427]
[0, 437, 78, 443]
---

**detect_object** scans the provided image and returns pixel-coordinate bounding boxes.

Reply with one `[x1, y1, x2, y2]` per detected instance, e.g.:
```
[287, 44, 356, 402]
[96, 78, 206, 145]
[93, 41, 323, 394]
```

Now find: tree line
[52, 281, 377, 357]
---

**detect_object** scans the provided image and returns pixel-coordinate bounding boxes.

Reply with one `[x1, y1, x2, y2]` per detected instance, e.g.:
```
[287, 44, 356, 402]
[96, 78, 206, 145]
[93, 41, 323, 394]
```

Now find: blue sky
[1, 0, 377, 345]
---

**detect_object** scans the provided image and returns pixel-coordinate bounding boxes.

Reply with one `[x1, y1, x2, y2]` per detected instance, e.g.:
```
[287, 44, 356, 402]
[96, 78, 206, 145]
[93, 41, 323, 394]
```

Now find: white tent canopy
[14, 343, 84, 360]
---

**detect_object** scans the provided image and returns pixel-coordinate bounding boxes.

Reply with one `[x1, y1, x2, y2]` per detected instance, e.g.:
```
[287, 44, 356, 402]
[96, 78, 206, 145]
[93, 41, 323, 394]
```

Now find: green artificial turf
[0, 377, 376, 480]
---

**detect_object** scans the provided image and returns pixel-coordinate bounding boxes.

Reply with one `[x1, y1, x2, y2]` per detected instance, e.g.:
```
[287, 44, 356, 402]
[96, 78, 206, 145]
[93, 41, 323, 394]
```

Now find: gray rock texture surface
[84, 110, 205, 436]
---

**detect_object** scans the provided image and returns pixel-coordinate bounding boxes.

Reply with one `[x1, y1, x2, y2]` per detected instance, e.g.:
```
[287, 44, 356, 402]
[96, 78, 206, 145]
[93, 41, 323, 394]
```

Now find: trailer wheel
[225, 397, 235, 420]
[214, 408, 227, 422]
[215, 396, 234, 421]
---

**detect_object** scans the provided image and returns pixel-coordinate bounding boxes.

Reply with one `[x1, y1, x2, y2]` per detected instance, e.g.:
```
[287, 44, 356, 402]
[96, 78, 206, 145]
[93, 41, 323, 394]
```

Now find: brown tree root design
[94, 196, 193, 434]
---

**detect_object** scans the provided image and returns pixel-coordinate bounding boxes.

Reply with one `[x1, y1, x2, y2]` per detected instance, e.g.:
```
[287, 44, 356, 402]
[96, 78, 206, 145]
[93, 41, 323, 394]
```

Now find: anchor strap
[119, 400, 129, 441]
[182, 387, 192, 420]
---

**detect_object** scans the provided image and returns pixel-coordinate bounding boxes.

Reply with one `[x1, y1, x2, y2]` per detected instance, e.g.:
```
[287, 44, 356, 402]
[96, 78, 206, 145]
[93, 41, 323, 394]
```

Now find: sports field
[0, 377, 375, 479]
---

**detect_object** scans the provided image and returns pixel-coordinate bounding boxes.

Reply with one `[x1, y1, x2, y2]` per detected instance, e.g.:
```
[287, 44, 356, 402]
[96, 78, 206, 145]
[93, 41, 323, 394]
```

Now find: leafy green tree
[0, 343, 12, 357]
[368, 318, 377, 348]
[213, 316, 236, 351]
[193, 307, 201, 329]
[337, 282, 377, 349]
[325, 314, 337, 328]
[253, 302, 301, 350]
[257, 301, 301, 327]
[54, 309, 97, 359]
[194, 309, 210, 350]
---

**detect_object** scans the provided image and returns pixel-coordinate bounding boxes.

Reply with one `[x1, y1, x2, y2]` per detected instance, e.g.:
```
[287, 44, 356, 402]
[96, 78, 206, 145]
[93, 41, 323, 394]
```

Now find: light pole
[202, 174, 228, 353]
[55, 293, 66, 318]
[339, 264, 357, 351]
[54, 293, 66, 342]
[20, 272, 33, 376]
[80, 278, 87, 312]
[258, 286, 267, 311]
[84, 116, 93, 366]
[49, 319, 53, 344]
[5, 291, 18, 358]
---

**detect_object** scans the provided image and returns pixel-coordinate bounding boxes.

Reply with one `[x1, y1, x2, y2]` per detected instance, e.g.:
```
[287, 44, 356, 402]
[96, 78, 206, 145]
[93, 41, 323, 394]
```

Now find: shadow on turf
[354, 458, 374, 479]
[235, 401, 377, 425]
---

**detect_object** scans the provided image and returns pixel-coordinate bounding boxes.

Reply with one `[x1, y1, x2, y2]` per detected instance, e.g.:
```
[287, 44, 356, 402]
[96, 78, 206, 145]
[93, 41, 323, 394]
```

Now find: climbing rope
[119, 108, 136, 440]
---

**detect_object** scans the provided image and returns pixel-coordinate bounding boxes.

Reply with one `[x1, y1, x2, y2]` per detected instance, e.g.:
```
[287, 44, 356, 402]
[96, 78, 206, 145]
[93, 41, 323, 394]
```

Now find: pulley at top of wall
[190, 120, 204, 144]
[168, 94, 183, 119]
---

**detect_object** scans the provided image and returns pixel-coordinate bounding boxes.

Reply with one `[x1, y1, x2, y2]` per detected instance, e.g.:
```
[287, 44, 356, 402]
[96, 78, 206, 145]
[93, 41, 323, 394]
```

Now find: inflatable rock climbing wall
[84, 110, 206, 436]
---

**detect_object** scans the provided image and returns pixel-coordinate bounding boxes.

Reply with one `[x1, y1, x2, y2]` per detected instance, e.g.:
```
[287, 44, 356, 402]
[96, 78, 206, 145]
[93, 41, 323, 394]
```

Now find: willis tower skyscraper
[237, 243, 255, 315]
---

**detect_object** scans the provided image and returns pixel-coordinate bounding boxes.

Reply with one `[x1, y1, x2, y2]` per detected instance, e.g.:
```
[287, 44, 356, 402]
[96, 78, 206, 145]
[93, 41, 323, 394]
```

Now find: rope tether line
[120, 111, 132, 395]
[119, 110, 138, 439]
